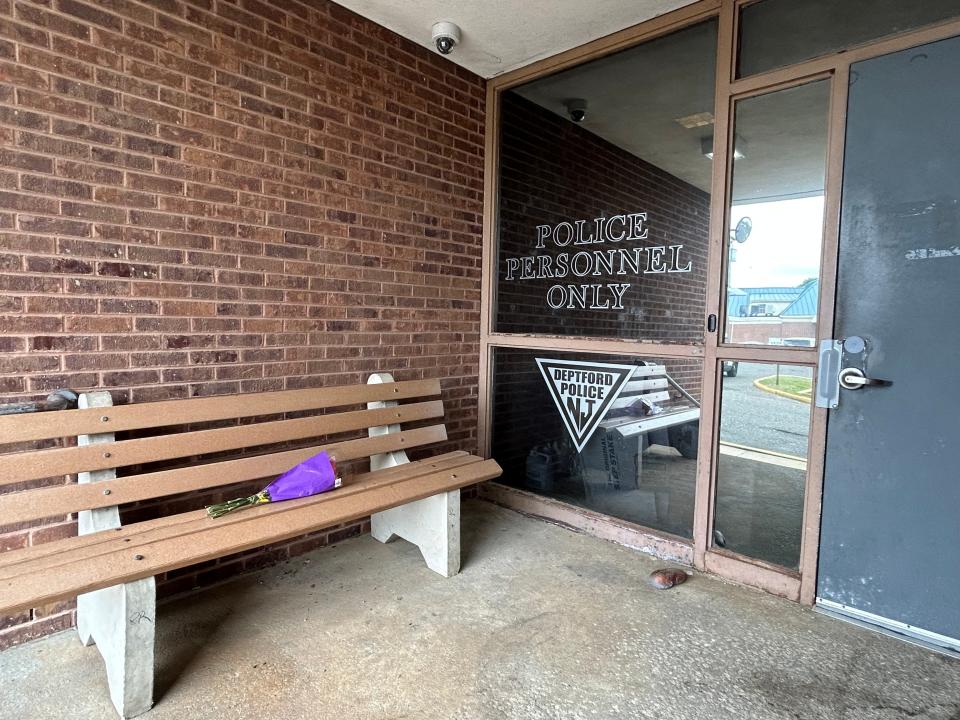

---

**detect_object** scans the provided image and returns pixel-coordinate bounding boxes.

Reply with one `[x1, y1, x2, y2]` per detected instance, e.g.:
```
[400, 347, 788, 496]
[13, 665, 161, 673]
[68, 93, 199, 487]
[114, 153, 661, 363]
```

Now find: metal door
[817, 34, 960, 650]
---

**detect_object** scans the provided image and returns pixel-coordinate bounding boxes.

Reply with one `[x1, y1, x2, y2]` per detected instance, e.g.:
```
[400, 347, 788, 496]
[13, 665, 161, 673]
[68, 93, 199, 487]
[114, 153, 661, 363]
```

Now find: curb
[753, 376, 811, 404]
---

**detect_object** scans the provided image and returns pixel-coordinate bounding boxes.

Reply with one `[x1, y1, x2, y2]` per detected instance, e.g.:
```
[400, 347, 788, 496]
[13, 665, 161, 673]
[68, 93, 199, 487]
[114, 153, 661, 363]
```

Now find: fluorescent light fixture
[701, 134, 746, 160]
[675, 111, 714, 129]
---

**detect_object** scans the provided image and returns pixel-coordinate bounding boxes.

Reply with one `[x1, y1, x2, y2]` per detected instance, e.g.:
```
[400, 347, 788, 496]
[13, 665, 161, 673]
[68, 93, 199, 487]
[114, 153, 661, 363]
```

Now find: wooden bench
[0, 372, 501, 718]
[577, 361, 700, 488]
[597, 361, 700, 454]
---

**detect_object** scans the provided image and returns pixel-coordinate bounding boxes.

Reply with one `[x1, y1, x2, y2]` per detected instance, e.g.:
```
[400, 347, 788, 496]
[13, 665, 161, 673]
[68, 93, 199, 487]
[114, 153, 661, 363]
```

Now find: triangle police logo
[535, 358, 636, 453]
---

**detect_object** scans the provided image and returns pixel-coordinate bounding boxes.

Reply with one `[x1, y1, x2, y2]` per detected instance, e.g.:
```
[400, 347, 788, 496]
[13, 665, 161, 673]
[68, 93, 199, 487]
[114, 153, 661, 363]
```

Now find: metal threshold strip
[816, 598, 960, 659]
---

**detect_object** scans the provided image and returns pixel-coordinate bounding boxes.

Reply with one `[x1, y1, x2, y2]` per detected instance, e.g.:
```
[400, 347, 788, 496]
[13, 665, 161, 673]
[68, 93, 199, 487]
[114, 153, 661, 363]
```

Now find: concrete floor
[1, 500, 958, 720]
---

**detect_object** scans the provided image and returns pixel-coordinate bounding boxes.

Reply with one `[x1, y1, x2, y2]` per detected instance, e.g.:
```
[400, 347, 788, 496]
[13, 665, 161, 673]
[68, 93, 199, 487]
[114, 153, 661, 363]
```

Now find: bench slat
[0, 455, 500, 614]
[0, 400, 445, 487]
[610, 390, 671, 410]
[0, 451, 475, 579]
[0, 423, 449, 526]
[629, 365, 667, 378]
[604, 407, 700, 436]
[0, 379, 441, 444]
[622, 378, 669, 393]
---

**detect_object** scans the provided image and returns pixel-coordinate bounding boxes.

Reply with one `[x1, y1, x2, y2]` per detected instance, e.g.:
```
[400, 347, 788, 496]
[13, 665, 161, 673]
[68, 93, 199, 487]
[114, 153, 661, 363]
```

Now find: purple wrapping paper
[264, 450, 338, 501]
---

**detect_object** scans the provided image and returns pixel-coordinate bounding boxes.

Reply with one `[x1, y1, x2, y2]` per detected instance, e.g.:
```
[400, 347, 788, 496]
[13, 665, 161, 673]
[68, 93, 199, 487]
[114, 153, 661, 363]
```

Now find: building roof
[780, 281, 819, 317]
[738, 287, 804, 302]
[726, 293, 748, 318]
[726, 283, 818, 318]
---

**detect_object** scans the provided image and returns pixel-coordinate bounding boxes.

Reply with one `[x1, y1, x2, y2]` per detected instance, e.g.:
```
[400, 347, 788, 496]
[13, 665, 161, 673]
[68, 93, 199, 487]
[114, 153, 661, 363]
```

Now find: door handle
[838, 367, 892, 390]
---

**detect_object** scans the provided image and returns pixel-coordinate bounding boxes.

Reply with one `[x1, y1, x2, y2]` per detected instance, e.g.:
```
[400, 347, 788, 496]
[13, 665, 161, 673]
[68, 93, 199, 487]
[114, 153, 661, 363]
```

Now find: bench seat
[0, 451, 498, 617]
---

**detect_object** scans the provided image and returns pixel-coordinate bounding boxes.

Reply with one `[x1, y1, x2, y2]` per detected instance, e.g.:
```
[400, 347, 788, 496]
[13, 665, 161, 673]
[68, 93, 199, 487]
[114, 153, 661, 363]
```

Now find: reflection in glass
[723, 80, 829, 348]
[713, 362, 812, 568]
[738, 0, 960, 78]
[492, 348, 702, 538]
[494, 19, 717, 341]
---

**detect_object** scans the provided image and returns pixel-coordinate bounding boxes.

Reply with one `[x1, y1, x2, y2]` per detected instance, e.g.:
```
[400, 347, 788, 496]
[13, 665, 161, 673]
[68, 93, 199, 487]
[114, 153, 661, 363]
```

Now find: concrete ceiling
[513, 20, 830, 203]
[514, 18, 718, 193]
[331, 0, 698, 78]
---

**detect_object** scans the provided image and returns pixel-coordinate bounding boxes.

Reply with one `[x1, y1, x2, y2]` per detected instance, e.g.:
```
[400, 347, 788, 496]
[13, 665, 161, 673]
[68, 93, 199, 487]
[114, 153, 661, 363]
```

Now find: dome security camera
[565, 99, 588, 123]
[432, 21, 461, 55]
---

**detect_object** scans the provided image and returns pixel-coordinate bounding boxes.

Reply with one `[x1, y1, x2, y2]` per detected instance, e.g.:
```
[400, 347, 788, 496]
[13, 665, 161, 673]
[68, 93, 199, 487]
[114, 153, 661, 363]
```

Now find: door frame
[477, 0, 960, 603]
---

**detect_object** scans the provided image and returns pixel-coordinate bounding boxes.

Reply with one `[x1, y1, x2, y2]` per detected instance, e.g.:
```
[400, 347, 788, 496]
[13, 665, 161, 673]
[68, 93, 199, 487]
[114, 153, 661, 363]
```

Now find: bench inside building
[0, 373, 501, 718]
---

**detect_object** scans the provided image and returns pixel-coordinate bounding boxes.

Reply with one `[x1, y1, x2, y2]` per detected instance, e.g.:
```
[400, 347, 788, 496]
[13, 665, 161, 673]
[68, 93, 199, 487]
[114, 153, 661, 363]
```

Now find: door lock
[838, 367, 892, 390]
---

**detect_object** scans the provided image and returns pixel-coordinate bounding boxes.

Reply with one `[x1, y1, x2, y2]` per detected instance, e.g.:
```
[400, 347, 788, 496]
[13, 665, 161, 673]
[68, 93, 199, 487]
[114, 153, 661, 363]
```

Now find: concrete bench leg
[76, 392, 155, 719]
[77, 578, 156, 719]
[366, 372, 461, 577]
[371, 490, 461, 577]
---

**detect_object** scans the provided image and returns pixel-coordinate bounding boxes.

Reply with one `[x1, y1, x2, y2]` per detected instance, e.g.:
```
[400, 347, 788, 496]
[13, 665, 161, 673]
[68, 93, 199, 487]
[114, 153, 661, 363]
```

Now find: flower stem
[206, 490, 271, 518]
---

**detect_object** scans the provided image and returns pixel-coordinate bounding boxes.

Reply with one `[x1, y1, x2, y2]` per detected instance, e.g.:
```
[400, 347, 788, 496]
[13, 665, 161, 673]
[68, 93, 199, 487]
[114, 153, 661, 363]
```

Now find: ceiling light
[701, 134, 746, 160]
[675, 112, 714, 129]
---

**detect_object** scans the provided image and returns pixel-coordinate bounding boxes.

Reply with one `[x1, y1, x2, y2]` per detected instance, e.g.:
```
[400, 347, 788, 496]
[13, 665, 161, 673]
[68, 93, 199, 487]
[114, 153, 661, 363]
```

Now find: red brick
[56, 0, 123, 31]
[25, 256, 93, 274]
[16, 88, 91, 119]
[125, 135, 180, 159]
[64, 352, 127, 370]
[56, 159, 124, 185]
[16, 2, 90, 45]
[0, 106, 48, 131]
[27, 372, 96, 391]
[51, 75, 118, 106]
[30, 335, 98, 351]
[61, 201, 127, 224]
[0, 191, 59, 213]
[51, 118, 120, 145]
[0, 60, 49, 90]
[93, 106, 157, 134]
[100, 298, 158, 314]
[0, 16, 52, 48]
[0, 613, 75, 651]
[64, 315, 132, 332]
[0, 354, 60, 372]
[21, 175, 92, 200]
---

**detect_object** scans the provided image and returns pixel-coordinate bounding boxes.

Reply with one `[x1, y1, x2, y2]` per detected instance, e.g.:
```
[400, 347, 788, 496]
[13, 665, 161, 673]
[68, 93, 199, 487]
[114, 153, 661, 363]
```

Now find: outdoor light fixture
[701, 134, 746, 160]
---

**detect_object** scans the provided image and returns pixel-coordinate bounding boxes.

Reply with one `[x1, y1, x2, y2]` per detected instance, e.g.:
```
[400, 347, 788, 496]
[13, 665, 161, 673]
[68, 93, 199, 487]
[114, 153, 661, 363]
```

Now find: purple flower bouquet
[206, 450, 341, 518]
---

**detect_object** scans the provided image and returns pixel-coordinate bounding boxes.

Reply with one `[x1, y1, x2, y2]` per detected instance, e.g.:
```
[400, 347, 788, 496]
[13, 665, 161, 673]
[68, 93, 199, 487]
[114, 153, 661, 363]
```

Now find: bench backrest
[0, 379, 445, 529]
[608, 364, 672, 412]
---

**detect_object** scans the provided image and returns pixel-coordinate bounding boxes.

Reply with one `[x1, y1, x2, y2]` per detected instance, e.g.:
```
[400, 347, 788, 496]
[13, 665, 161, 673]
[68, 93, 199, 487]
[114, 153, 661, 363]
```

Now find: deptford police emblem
[535, 358, 636, 453]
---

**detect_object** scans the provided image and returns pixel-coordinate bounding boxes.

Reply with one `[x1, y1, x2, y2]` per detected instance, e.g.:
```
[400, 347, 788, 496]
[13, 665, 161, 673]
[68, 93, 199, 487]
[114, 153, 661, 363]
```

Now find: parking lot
[719, 362, 812, 458]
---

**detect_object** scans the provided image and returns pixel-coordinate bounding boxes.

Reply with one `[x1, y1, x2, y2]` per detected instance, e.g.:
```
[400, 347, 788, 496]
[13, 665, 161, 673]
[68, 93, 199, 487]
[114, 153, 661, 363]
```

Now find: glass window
[491, 347, 703, 539]
[738, 0, 960, 78]
[713, 361, 812, 569]
[723, 80, 829, 348]
[494, 19, 718, 342]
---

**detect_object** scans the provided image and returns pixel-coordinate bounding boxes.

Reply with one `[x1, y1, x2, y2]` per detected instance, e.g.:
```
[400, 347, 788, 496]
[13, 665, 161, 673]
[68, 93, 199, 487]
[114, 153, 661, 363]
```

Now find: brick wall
[495, 91, 711, 342]
[0, 0, 485, 648]
[726, 319, 817, 345]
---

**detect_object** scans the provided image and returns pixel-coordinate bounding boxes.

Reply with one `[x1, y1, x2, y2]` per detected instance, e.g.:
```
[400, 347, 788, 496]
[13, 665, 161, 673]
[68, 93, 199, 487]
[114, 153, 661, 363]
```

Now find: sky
[728, 195, 824, 289]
